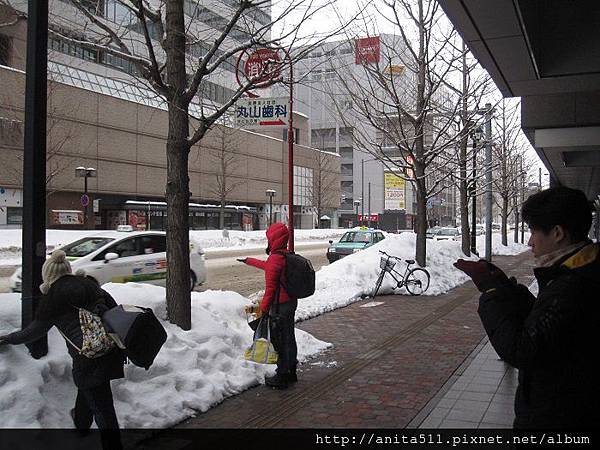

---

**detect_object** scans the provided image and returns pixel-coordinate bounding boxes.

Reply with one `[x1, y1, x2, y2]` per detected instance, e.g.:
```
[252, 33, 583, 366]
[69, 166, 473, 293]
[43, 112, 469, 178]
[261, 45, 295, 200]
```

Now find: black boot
[287, 369, 298, 383]
[265, 373, 288, 389]
[70, 408, 90, 436]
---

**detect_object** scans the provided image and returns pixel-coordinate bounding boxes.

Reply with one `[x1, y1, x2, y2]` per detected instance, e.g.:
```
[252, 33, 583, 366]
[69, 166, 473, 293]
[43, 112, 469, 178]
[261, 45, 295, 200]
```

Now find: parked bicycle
[370, 250, 430, 297]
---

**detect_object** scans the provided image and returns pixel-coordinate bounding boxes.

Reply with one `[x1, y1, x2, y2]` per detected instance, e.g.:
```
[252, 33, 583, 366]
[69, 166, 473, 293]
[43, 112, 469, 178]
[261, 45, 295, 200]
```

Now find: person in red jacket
[238, 222, 298, 389]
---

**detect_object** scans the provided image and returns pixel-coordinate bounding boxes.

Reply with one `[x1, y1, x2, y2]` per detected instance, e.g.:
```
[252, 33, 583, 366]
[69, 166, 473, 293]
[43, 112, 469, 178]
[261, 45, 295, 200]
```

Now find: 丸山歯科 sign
[234, 97, 290, 128]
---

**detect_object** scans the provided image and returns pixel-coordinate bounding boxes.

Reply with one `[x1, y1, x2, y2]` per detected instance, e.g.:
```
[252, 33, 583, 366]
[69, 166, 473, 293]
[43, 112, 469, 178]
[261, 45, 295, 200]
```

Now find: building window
[0, 34, 11, 66]
[294, 166, 313, 206]
[283, 127, 300, 144]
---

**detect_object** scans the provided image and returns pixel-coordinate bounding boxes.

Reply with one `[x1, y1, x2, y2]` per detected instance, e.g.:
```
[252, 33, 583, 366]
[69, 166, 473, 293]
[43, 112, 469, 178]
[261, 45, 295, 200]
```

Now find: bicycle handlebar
[378, 250, 403, 261]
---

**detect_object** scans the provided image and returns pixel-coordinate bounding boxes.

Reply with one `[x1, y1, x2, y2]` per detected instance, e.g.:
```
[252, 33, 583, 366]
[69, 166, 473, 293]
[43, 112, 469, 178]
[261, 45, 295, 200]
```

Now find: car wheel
[190, 271, 197, 292]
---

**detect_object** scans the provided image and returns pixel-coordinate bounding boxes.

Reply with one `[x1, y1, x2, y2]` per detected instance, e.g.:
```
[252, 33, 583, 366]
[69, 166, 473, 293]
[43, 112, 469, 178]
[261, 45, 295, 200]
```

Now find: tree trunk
[219, 202, 225, 229]
[501, 196, 508, 246]
[414, 0, 427, 268]
[415, 177, 428, 267]
[165, 0, 191, 330]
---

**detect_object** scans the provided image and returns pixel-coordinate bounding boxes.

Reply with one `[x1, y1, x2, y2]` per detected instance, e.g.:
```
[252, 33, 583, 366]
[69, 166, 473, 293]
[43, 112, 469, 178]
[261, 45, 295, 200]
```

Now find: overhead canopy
[438, 0, 600, 201]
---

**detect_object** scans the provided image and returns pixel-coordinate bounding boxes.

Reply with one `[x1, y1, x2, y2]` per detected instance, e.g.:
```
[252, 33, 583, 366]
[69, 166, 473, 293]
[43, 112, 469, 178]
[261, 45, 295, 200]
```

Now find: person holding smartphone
[454, 186, 600, 429]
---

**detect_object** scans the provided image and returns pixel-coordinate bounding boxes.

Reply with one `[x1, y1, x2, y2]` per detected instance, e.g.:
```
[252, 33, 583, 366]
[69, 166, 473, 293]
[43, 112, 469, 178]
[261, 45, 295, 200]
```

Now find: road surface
[0, 242, 332, 295]
[199, 242, 330, 297]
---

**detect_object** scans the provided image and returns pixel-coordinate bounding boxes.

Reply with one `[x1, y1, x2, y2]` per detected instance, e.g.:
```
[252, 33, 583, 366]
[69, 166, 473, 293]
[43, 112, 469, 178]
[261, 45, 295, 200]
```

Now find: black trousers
[73, 381, 122, 450]
[271, 299, 298, 375]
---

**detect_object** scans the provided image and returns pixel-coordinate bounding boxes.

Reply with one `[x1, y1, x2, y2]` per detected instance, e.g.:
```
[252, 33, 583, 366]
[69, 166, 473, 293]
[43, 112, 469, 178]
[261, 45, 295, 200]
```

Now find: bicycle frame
[380, 254, 412, 288]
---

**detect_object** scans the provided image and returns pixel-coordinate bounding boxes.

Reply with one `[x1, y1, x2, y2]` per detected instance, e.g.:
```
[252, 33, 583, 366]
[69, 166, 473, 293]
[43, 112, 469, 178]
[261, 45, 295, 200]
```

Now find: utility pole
[361, 158, 365, 222]
[368, 182, 371, 227]
[484, 103, 493, 262]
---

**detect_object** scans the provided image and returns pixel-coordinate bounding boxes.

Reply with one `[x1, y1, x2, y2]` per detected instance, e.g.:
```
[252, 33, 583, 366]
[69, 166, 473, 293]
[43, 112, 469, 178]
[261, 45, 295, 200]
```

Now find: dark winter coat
[478, 242, 600, 429]
[245, 223, 292, 313]
[5, 275, 125, 389]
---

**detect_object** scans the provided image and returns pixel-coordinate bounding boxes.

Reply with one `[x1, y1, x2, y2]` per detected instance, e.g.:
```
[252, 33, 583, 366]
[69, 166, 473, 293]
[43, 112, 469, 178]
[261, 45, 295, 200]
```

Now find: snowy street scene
[1, 0, 599, 447]
[0, 230, 528, 428]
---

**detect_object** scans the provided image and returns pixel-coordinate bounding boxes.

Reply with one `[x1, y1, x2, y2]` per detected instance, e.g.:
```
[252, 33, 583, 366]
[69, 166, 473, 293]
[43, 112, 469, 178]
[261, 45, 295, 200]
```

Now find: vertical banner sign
[355, 36, 381, 65]
[384, 172, 406, 210]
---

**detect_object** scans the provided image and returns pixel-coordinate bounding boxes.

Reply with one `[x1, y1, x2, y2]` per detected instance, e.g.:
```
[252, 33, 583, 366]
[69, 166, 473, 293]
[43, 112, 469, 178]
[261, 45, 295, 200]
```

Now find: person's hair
[522, 186, 592, 242]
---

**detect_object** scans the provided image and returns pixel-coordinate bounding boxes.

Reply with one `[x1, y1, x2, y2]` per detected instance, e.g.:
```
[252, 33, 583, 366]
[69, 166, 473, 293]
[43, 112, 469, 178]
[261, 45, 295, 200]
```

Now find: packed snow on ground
[0, 228, 346, 266]
[0, 286, 331, 428]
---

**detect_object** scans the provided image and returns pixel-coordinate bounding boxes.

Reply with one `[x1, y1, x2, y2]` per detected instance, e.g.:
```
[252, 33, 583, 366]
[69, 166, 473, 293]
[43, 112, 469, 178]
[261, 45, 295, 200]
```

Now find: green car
[327, 228, 386, 263]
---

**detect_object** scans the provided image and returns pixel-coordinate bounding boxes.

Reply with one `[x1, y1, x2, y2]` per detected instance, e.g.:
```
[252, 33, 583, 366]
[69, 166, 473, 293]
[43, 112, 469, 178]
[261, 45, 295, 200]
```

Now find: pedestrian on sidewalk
[238, 222, 298, 389]
[454, 186, 600, 429]
[0, 250, 124, 449]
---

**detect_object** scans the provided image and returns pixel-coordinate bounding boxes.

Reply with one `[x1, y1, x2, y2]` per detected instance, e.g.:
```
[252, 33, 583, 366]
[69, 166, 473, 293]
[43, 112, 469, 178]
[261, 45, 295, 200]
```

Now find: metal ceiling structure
[438, 0, 600, 200]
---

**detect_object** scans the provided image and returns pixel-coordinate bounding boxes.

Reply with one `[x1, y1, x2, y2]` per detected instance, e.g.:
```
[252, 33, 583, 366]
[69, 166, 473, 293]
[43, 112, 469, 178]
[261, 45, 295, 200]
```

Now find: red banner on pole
[243, 48, 282, 84]
[355, 36, 380, 65]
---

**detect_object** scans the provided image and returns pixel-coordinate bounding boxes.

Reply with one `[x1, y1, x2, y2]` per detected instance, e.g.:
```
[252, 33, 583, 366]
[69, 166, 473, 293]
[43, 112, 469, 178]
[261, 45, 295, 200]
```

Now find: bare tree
[491, 99, 533, 246]
[310, 128, 339, 227]
[328, 0, 467, 266]
[0, 0, 349, 329]
[205, 124, 245, 229]
[449, 41, 493, 256]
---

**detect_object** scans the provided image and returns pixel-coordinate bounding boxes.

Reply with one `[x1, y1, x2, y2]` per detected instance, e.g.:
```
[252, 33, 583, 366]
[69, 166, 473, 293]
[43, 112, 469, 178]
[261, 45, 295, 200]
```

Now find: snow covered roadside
[295, 232, 529, 322]
[0, 286, 331, 428]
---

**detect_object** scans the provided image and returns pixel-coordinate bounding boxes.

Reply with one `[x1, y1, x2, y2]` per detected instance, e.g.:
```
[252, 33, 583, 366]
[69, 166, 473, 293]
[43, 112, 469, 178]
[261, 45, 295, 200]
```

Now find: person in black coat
[455, 187, 600, 429]
[0, 250, 124, 449]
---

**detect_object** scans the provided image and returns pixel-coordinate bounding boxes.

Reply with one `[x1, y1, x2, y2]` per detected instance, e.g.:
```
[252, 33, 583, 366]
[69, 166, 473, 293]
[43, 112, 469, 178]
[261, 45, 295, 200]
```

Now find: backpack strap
[57, 321, 82, 353]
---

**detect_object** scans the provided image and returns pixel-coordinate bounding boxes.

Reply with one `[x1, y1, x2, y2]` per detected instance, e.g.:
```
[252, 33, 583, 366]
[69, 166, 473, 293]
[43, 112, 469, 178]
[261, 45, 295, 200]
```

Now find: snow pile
[294, 232, 529, 322]
[191, 228, 346, 251]
[0, 285, 330, 428]
[487, 236, 530, 256]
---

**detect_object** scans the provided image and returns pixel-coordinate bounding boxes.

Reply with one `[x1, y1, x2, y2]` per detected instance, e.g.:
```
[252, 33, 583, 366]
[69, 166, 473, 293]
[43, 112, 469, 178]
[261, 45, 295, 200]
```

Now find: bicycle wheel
[404, 268, 430, 296]
[371, 269, 386, 298]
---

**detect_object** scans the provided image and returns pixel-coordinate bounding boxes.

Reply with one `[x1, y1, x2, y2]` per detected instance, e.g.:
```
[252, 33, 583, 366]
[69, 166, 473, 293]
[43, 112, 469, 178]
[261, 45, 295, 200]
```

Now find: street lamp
[75, 166, 96, 229]
[353, 199, 361, 227]
[469, 125, 483, 256]
[265, 189, 276, 226]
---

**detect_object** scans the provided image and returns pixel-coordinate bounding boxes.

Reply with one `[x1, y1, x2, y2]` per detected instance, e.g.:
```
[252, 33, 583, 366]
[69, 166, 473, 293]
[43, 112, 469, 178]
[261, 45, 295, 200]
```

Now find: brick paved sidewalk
[160, 251, 533, 431]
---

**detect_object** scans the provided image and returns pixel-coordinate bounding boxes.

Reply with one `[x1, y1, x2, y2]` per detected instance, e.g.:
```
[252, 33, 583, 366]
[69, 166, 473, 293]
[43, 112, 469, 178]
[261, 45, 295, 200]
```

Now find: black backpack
[102, 305, 167, 370]
[281, 252, 315, 299]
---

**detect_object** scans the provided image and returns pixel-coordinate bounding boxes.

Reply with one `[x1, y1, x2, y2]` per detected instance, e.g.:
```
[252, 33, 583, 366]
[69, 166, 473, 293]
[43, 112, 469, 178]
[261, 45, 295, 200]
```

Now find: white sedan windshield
[60, 237, 114, 257]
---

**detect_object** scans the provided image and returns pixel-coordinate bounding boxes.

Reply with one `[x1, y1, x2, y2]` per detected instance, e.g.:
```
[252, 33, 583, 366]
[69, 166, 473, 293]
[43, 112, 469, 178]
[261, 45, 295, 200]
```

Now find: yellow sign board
[384, 172, 406, 210]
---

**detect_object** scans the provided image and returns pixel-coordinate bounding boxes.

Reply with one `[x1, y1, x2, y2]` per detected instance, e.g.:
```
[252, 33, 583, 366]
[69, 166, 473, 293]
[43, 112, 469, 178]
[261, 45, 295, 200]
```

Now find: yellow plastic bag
[244, 338, 278, 364]
[244, 316, 278, 364]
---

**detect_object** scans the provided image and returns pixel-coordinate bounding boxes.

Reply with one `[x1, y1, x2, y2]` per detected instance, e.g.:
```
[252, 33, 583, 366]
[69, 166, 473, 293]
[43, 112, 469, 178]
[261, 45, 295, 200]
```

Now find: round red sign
[243, 48, 282, 84]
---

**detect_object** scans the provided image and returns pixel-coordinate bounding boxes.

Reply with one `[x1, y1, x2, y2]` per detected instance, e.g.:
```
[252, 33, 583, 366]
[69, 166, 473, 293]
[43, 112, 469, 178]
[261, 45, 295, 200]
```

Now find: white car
[9, 231, 207, 292]
[431, 227, 461, 241]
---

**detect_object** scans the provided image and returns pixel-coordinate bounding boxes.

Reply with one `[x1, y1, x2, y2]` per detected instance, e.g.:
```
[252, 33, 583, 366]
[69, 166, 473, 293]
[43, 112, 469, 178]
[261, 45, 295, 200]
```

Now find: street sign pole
[235, 46, 294, 250]
[285, 49, 295, 252]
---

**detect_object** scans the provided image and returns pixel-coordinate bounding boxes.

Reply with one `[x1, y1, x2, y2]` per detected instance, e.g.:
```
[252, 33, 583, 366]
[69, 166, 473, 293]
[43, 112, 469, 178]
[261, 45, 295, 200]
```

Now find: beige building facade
[0, 65, 340, 230]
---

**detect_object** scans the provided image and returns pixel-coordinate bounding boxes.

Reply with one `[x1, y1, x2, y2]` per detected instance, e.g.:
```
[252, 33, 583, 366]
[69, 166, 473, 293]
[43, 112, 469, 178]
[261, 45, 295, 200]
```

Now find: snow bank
[295, 232, 529, 322]
[0, 286, 330, 428]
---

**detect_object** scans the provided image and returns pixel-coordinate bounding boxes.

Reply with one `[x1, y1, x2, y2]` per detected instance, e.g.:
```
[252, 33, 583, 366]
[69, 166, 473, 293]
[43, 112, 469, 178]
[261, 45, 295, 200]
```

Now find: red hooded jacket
[244, 223, 291, 313]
